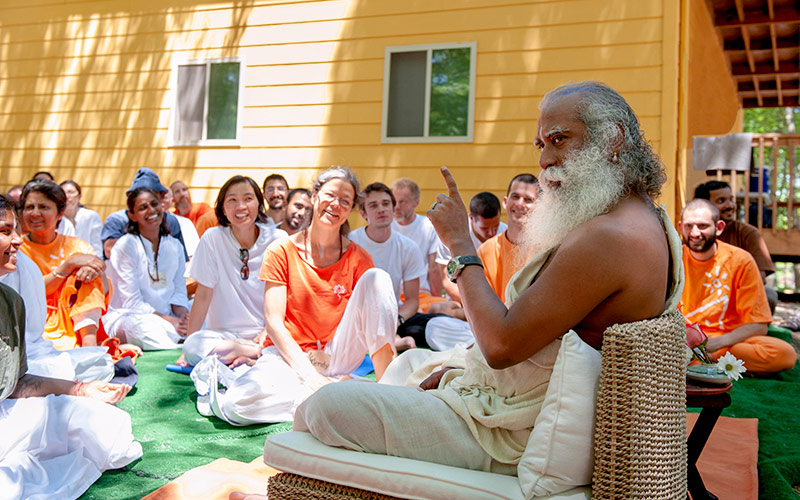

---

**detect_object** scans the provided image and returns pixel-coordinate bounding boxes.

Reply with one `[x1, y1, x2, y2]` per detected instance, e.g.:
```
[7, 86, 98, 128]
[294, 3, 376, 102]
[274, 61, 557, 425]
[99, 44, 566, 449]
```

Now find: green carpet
[81, 336, 800, 499]
[79, 351, 290, 500]
[687, 325, 800, 499]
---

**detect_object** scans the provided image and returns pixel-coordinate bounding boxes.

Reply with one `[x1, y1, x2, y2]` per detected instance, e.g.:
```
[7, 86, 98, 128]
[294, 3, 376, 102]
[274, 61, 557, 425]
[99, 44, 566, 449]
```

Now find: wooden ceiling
[710, 0, 800, 108]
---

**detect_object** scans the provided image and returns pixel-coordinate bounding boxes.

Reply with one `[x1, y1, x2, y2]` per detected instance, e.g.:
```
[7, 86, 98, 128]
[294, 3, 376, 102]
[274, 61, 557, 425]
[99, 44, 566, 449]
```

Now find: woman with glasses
[180, 176, 286, 367]
[19, 180, 108, 350]
[194, 167, 398, 425]
[102, 187, 189, 350]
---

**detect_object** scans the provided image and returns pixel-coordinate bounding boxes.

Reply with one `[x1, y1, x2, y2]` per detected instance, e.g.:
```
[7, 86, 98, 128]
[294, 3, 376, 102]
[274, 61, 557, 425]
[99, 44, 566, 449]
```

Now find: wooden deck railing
[709, 133, 800, 259]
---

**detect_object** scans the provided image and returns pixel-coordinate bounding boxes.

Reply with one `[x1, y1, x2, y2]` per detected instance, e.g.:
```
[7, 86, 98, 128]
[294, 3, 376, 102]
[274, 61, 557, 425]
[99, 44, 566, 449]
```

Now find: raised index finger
[440, 166, 460, 198]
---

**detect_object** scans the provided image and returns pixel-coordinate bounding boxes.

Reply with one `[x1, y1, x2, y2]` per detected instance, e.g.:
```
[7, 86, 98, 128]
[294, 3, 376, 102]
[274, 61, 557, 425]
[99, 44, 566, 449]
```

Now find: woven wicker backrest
[592, 308, 688, 499]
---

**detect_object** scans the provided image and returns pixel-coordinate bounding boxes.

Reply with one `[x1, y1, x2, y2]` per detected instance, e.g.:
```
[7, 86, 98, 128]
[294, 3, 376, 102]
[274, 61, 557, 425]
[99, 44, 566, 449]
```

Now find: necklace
[138, 234, 160, 283]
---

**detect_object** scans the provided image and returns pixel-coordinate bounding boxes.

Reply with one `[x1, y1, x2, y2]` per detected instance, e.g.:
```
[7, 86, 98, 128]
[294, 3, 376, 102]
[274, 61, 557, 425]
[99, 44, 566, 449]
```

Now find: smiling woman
[180, 176, 286, 368]
[19, 180, 108, 350]
[102, 187, 190, 350]
[190, 167, 400, 426]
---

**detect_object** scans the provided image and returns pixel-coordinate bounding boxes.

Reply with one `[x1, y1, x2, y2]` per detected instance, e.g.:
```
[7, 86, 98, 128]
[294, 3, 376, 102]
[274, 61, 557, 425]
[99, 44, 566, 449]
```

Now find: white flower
[715, 352, 746, 380]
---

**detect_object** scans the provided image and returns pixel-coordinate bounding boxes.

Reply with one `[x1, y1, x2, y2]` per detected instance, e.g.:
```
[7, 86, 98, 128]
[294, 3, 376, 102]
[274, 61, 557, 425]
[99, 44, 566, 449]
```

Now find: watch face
[446, 258, 459, 279]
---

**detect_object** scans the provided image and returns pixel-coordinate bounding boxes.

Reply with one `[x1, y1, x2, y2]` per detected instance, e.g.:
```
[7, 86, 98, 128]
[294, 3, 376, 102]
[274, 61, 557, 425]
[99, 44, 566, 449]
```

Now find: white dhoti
[294, 380, 516, 475]
[0, 394, 142, 500]
[191, 268, 398, 425]
[102, 310, 182, 350]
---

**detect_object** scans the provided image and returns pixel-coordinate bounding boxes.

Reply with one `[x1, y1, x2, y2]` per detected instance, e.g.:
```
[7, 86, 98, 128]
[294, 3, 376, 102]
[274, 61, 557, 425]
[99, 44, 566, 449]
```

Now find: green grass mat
[689, 325, 800, 499]
[79, 351, 290, 500]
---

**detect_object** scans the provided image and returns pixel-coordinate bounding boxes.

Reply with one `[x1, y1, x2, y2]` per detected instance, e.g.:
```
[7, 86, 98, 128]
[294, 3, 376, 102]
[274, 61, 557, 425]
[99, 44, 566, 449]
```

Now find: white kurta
[0, 253, 113, 382]
[0, 394, 142, 500]
[103, 233, 189, 350]
[182, 224, 287, 365]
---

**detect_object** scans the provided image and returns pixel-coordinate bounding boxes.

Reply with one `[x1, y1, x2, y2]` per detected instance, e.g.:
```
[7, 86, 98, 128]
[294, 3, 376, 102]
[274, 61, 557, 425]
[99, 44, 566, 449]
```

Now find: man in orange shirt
[170, 180, 212, 227]
[477, 173, 539, 302]
[679, 199, 795, 374]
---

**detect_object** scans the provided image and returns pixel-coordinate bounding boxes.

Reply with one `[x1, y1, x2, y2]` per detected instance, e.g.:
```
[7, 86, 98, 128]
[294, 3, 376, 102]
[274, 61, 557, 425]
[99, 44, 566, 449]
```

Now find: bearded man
[679, 199, 795, 374]
[284, 81, 684, 478]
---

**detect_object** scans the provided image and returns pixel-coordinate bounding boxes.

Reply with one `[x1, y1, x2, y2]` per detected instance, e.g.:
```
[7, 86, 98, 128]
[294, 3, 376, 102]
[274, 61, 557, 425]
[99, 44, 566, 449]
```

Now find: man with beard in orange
[679, 198, 795, 374]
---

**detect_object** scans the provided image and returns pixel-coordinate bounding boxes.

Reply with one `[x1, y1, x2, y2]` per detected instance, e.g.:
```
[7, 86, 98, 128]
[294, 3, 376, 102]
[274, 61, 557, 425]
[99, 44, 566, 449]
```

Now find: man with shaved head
[240, 82, 687, 499]
[679, 198, 795, 374]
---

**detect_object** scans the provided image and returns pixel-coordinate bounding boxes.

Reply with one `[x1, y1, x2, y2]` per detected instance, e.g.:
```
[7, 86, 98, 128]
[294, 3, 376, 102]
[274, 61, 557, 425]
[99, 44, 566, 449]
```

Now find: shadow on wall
[0, 0, 254, 216]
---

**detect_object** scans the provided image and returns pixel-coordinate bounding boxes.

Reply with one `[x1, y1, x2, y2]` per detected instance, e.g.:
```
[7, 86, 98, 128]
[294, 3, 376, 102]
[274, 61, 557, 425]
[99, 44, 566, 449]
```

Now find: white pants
[294, 380, 515, 475]
[182, 329, 260, 366]
[193, 268, 398, 425]
[0, 394, 142, 500]
[425, 316, 475, 351]
[103, 310, 182, 350]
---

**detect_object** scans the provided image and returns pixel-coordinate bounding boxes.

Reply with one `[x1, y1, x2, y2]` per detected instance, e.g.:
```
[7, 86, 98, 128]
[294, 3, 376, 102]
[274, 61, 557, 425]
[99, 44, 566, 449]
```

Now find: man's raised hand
[427, 166, 475, 256]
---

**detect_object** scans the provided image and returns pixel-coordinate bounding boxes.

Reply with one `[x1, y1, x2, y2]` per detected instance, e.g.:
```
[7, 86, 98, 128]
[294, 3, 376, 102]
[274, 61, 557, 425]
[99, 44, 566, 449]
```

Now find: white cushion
[518, 330, 602, 497]
[264, 431, 591, 500]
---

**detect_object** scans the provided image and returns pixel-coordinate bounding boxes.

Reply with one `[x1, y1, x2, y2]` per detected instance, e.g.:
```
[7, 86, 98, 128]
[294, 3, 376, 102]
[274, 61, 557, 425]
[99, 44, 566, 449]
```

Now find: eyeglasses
[265, 185, 287, 194]
[239, 248, 249, 280]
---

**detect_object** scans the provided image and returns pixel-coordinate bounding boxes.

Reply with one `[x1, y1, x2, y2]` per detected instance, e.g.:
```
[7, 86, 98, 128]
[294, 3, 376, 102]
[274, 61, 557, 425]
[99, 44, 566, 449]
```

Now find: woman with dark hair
[102, 187, 189, 350]
[19, 180, 108, 350]
[192, 167, 398, 425]
[180, 176, 286, 367]
[59, 180, 103, 257]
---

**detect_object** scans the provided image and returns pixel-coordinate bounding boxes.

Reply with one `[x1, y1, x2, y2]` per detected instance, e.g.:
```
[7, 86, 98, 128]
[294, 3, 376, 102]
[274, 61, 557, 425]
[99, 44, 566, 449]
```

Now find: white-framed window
[169, 57, 244, 146]
[381, 42, 476, 143]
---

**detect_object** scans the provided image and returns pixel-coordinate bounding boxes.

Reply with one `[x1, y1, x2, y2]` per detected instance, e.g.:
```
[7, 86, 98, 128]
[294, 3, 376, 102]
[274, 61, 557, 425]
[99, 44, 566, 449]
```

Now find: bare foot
[229, 492, 267, 500]
[175, 352, 188, 367]
[394, 335, 416, 352]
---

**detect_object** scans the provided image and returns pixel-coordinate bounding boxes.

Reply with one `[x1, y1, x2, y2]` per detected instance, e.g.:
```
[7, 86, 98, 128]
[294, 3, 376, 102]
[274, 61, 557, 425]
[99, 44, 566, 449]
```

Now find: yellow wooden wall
[0, 0, 685, 220]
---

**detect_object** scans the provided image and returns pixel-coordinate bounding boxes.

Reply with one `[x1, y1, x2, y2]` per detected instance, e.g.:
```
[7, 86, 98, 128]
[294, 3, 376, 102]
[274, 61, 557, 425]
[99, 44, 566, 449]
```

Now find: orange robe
[21, 234, 107, 351]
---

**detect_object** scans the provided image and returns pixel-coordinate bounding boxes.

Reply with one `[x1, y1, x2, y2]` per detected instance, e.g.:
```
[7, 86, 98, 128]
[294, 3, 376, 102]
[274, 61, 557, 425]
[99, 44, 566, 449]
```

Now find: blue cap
[126, 168, 167, 195]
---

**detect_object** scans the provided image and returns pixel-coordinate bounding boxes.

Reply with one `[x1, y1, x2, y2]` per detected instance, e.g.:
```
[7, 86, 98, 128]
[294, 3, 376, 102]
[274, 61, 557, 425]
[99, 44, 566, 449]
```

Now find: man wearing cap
[101, 168, 188, 260]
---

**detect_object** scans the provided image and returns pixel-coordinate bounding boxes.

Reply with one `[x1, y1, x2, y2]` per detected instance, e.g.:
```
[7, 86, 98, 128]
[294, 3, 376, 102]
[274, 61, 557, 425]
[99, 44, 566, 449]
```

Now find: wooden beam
[731, 64, 800, 77]
[716, 8, 800, 27]
[724, 34, 799, 51]
[742, 26, 757, 73]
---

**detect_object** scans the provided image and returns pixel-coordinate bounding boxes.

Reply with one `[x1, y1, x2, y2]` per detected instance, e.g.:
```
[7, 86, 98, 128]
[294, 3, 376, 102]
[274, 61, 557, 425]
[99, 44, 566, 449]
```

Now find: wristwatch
[446, 255, 484, 283]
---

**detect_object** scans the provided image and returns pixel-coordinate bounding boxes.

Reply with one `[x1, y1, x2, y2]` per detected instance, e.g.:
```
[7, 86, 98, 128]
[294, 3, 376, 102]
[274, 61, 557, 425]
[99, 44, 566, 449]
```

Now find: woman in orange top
[19, 180, 108, 350]
[193, 167, 398, 425]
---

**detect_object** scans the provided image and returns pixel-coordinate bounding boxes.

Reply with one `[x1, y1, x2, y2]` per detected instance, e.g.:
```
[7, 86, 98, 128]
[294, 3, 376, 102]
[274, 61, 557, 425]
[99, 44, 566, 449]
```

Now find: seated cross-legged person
[19, 180, 108, 350]
[0, 195, 142, 500]
[679, 199, 796, 374]
[181, 176, 287, 367]
[199, 167, 397, 426]
[102, 187, 189, 350]
[291, 82, 683, 477]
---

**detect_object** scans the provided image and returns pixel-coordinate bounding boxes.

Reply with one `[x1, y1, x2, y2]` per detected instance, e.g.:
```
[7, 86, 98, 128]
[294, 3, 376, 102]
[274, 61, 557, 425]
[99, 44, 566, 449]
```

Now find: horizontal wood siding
[0, 0, 672, 218]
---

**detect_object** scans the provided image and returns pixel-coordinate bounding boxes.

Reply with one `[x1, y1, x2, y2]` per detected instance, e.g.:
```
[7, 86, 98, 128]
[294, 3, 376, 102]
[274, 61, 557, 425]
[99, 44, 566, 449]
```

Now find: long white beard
[519, 145, 626, 260]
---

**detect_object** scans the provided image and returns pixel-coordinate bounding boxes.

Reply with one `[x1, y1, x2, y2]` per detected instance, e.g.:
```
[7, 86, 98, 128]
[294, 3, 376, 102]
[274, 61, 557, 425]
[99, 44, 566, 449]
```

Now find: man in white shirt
[391, 178, 444, 306]
[350, 183, 426, 350]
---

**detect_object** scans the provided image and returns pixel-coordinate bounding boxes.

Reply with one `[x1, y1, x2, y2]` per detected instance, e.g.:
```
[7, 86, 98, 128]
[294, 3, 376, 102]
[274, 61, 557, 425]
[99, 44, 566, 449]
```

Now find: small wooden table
[685, 379, 733, 500]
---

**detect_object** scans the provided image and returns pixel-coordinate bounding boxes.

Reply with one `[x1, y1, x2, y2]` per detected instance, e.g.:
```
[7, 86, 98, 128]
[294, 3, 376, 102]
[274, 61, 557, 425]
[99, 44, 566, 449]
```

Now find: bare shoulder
[562, 196, 667, 259]
[548, 196, 670, 341]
